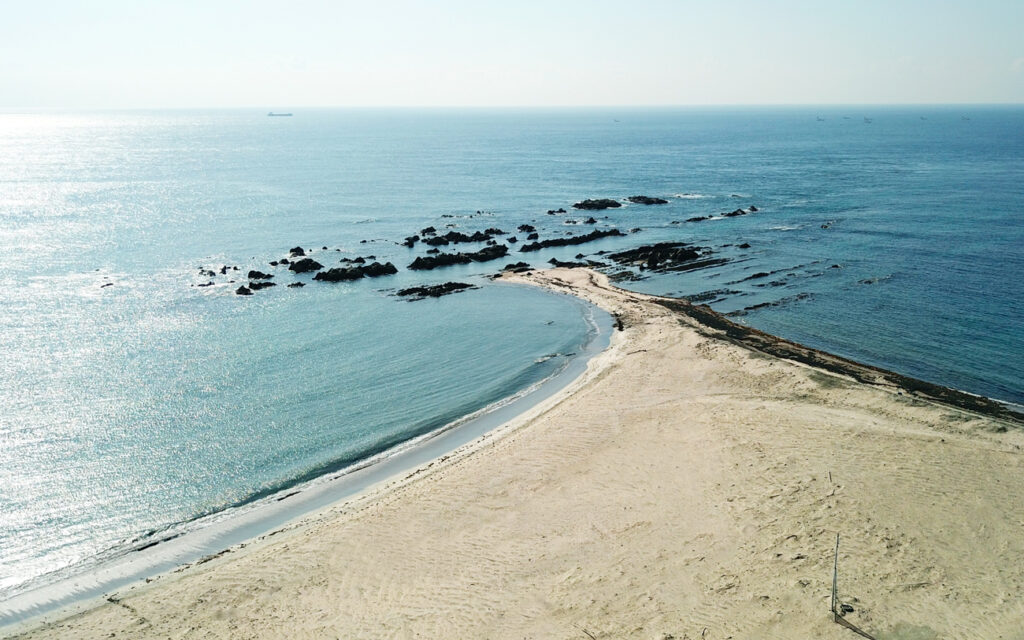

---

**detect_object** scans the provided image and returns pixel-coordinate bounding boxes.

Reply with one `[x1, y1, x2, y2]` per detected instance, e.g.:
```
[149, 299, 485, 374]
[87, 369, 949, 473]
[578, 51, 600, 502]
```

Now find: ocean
[1, 106, 1021, 617]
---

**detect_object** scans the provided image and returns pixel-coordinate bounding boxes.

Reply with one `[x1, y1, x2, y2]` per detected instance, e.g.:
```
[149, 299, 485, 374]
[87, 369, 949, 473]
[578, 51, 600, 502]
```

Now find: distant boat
[267, 112, 293, 117]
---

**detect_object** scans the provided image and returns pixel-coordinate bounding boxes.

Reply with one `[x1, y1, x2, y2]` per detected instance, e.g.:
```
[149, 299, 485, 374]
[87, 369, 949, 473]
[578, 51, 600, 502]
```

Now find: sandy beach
[12, 268, 1024, 640]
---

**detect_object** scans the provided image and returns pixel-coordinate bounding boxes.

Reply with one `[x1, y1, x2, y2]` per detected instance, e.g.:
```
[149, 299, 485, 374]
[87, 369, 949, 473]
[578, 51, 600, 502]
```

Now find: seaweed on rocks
[408, 245, 509, 270]
[519, 228, 624, 252]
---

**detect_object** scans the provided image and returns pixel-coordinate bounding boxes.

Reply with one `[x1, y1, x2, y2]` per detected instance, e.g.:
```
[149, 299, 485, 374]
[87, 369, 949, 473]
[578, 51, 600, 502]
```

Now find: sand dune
[14, 268, 1024, 640]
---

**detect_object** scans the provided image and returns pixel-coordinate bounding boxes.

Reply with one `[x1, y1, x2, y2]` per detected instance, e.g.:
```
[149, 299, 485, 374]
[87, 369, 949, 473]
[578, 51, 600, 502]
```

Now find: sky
[1, 0, 1022, 108]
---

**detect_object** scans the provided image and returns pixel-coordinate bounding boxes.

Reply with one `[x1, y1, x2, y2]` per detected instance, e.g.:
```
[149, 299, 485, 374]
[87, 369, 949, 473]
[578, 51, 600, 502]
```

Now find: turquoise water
[1, 107, 1022, 606]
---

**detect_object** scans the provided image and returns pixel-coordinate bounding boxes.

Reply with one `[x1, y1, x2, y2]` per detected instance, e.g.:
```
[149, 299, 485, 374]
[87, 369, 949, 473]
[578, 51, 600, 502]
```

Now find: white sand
[14, 268, 1024, 640]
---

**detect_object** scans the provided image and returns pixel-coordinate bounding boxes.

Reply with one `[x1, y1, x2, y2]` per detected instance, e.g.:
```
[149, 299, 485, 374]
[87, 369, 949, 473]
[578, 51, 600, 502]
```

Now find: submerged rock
[627, 195, 668, 205]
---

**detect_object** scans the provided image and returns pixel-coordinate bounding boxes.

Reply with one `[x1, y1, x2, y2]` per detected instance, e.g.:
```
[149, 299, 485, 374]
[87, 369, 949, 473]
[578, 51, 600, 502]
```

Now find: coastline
[11, 268, 1024, 639]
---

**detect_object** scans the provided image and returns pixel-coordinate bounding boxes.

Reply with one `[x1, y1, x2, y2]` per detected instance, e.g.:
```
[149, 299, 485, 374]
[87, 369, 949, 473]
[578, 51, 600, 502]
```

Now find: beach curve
[11, 268, 1024, 639]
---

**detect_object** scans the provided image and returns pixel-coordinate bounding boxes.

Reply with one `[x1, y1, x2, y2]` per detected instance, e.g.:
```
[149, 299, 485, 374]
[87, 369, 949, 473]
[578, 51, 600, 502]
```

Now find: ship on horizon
[267, 112, 293, 117]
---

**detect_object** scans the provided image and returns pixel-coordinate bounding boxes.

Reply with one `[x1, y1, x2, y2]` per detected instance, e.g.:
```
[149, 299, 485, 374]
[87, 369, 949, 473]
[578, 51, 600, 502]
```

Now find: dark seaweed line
[650, 297, 1024, 425]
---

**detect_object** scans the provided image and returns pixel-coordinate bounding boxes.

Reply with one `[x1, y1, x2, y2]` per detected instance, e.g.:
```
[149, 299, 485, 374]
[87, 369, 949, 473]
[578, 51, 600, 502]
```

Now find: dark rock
[484, 227, 506, 235]
[608, 243, 700, 270]
[738, 243, 751, 249]
[397, 282, 477, 300]
[830, 264, 842, 269]
[686, 216, 709, 222]
[507, 236, 518, 243]
[361, 261, 399, 277]
[519, 228, 624, 252]
[270, 260, 279, 266]
[583, 217, 597, 224]
[289, 246, 306, 257]
[279, 258, 290, 265]
[575, 253, 585, 259]
[233, 266, 239, 271]
[353, 257, 365, 264]
[426, 248, 440, 254]
[219, 266, 228, 275]
[408, 245, 509, 270]
[249, 281, 276, 290]
[403, 235, 420, 247]
[199, 269, 217, 277]
[572, 198, 621, 210]
[420, 226, 437, 235]
[503, 261, 532, 273]
[288, 282, 305, 288]
[548, 258, 589, 268]
[722, 208, 748, 217]
[527, 232, 539, 240]
[518, 224, 536, 232]
[313, 262, 398, 282]
[629, 228, 642, 233]
[248, 270, 273, 280]
[627, 195, 669, 205]
[314, 267, 363, 282]
[100, 282, 114, 288]
[749, 205, 759, 212]
[743, 272, 771, 281]
[235, 286, 253, 296]
[322, 246, 328, 250]
[423, 236, 449, 246]
[288, 258, 324, 273]
[196, 282, 214, 287]
[486, 240, 497, 246]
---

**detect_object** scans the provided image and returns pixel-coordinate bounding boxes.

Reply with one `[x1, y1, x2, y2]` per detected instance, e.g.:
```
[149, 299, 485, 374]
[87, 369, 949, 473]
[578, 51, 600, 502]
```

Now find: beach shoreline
[10, 268, 1024, 639]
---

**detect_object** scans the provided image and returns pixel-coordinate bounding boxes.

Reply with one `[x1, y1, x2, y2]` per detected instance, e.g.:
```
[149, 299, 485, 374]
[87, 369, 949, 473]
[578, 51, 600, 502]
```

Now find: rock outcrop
[572, 199, 621, 210]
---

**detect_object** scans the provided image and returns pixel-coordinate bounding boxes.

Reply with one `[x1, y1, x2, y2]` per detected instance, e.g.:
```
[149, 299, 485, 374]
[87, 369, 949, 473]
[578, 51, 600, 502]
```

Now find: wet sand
[13, 268, 1024, 640]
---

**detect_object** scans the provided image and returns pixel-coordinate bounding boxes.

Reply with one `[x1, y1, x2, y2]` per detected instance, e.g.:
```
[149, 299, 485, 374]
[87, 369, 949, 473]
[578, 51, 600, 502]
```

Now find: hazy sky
[2, 0, 1022, 108]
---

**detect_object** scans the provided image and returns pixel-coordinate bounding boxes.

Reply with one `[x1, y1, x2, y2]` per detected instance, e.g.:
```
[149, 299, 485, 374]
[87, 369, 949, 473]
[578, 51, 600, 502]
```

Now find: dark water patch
[683, 288, 743, 304]
[727, 292, 814, 316]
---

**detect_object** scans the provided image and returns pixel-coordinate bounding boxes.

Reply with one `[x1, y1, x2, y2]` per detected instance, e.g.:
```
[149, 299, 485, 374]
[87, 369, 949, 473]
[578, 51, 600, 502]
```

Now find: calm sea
[1, 106, 1021, 607]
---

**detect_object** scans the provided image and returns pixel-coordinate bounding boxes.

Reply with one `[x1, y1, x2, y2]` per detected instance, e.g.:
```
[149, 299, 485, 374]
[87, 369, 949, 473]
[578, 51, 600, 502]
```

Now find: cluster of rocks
[216, 191, 769, 300]
[684, 205, 758, 224]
